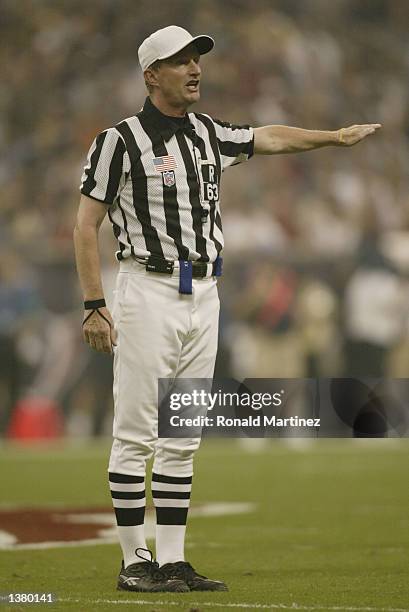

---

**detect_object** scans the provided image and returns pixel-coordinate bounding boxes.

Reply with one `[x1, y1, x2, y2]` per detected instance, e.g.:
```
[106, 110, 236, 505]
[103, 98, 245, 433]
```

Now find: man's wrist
[84, 298, 106, 310]
[335, 129, 344, 145]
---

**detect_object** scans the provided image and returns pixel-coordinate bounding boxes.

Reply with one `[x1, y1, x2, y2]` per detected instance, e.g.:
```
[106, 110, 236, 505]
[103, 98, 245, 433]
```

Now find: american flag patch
[153, 155, 177, 172]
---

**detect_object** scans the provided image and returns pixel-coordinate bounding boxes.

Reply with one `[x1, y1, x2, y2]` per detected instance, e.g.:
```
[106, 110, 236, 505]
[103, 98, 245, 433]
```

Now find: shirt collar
[139, 97, 193, 142]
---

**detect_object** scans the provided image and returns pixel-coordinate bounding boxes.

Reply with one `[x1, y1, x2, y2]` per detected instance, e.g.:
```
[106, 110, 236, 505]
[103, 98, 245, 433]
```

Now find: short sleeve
[80, 128, 130, 205]
[211, 118, 254, 170]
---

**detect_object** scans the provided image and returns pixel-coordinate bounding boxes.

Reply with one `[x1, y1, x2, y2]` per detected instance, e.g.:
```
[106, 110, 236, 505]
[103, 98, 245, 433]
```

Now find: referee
[73, 25, 381, 593]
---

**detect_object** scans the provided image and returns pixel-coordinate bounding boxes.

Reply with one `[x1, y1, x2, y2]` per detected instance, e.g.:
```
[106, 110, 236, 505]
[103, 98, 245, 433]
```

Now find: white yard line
[59, 598, 409, 611]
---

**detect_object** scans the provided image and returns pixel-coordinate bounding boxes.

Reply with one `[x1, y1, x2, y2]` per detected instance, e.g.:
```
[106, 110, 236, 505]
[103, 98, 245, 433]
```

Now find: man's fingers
[363, 123, 382, 135]
[101, 330, 114, 353]
[87, 331, 112, 353]
[83, 329, 90, 346]
[339, 123, 382, 146]
[351, 123, 381, 130]
[92, 335, 102, 352]
[97, 332, 112, 353]
[84, 328, 100, 352]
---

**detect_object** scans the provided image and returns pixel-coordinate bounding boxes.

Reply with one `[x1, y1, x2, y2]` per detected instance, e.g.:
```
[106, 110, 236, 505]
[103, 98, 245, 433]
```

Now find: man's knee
[109, 437, 155, 474]
[153, 438, 201, 475]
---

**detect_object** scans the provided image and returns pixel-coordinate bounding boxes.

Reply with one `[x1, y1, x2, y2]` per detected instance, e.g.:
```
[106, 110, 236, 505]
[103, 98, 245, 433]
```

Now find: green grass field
[0, 439, 408, 611]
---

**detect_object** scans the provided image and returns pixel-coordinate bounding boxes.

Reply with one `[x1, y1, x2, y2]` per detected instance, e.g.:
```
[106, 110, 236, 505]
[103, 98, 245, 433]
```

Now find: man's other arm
[73, 194, 117, 353]
[254, 123, 381, 155]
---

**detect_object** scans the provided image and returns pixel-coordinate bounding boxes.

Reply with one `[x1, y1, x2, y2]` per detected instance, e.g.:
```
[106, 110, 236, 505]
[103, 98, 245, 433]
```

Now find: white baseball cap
[138, 25, 214, 72]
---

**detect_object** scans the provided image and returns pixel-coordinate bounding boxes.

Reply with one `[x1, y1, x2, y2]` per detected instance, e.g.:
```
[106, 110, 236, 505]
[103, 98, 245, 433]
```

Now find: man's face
[149, 43, 202, 108]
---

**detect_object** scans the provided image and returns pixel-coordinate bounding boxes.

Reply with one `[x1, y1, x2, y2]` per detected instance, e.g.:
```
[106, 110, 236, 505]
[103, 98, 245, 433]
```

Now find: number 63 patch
[201, 163, 219, 202]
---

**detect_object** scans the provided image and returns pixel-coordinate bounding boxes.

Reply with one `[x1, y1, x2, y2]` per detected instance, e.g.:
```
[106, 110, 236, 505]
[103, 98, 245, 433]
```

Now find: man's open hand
[82, 307, 118, 354]
[336, 124, 382, 146]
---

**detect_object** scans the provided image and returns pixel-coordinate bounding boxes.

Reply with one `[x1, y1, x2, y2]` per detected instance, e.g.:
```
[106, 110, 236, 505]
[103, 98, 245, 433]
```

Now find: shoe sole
[189, 584, 229, 591]
[117, 582, 189, 593]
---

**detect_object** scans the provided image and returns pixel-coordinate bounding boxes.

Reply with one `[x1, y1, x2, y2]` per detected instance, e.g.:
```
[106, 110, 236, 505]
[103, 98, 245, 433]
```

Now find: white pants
[108, 259, 220, 478]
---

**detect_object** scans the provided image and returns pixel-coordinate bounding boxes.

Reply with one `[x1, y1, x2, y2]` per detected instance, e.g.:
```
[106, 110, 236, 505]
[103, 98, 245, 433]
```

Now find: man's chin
[184, 91, 200, 105]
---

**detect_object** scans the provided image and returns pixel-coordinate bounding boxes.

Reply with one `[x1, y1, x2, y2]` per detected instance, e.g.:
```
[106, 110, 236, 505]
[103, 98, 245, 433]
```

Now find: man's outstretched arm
[254, 123, 381, 155]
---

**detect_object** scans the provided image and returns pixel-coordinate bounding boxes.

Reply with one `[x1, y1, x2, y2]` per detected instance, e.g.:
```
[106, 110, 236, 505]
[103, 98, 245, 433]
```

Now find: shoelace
[135, 547, 167, 582]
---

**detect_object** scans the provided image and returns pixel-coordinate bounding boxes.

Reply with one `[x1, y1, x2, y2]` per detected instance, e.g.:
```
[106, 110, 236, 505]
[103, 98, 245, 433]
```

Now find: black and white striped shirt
[80, 97, 254, 263]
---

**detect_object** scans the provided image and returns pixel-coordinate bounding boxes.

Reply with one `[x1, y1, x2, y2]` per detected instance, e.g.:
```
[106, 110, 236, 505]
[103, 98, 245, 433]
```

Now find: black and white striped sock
[109, 472, 147, 568]
[151, 472, 192, 566]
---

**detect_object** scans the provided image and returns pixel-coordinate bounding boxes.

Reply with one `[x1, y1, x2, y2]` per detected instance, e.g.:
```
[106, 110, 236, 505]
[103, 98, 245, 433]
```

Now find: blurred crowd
[1, 0, 409, 436]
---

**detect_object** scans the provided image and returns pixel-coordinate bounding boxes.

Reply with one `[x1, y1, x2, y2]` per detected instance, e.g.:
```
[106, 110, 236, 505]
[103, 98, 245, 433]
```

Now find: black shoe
[160, 561, 228, 592]
[117, 548, 189, 593]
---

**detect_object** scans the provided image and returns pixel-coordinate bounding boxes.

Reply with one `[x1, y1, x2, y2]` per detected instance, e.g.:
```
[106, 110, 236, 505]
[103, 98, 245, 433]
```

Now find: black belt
[143, 255, 222, 279]
[193, 262, 211, 278]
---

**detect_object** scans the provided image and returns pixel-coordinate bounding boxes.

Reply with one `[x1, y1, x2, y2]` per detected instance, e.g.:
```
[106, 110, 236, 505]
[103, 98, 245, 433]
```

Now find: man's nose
[189, 59, 201, 75]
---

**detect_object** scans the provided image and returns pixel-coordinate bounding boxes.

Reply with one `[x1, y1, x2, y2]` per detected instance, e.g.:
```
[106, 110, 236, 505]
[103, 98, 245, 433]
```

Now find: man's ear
[144, 67, 159, 89]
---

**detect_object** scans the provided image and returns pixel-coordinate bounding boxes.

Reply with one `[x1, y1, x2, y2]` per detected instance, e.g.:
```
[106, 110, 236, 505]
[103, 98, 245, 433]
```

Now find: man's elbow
[73, 219, 99, 244]
[76, 220, 100, 232]
[254, 129, 286, 155]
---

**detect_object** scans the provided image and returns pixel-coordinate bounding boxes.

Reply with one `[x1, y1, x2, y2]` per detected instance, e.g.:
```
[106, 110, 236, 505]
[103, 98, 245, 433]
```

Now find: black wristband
[84, 298, 106, 310]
